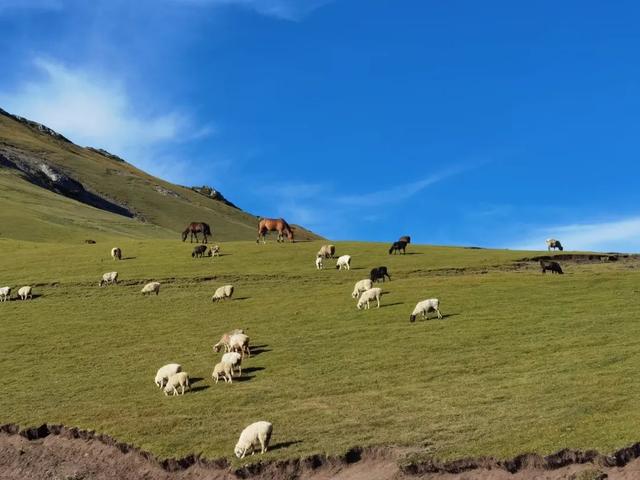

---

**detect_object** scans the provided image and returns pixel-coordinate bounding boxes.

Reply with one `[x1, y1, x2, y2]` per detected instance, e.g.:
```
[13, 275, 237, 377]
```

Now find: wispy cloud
[0, 58, 213, 184]
[511, 216, 640, 253]
[171, 0, 332, 20]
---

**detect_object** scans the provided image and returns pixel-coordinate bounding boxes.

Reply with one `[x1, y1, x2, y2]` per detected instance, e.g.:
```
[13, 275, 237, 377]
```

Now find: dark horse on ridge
[182, 222, 212, 243]
[257, 218, 294, 243]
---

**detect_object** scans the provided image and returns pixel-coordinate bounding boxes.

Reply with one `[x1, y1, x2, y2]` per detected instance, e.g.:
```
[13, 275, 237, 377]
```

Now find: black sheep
[192, 245, 209, 258]
[370, 266, 391, 282]
[540, 260, 563, 274]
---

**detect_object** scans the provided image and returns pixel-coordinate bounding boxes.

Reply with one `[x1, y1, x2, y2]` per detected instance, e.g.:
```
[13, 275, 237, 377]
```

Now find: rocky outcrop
[191, 185, 239, 209]
[86, 147, 127, 163]
[0, 108, 71, 143]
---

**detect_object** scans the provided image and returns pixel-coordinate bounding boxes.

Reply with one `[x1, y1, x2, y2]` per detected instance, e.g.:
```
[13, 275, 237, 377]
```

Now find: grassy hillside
[0, 109, 320, 242]
[1, 239, 639, 464]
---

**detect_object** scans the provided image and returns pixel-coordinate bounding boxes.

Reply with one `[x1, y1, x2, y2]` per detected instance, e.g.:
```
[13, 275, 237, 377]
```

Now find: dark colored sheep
[370, 266, 391, 283]
[192, 245, 209, 258]
[540, 260, 563, 274]
[389, 240, 407, 255]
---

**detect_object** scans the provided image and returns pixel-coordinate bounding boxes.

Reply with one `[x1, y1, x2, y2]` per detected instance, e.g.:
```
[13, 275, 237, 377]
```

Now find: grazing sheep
[111, 247, 122, 260]
[351, 279, 373, 299]
[154, 363, 182, 388]
[0, 287, 10, 302]
[84, 239, 96, 244]
[213, 329, 245, 352]
[317, 244, 336, 259]
[234, 421, 273, 458]
[210, 245, 220, 257]
[229, 333, 251, 358]
[222, 351, 243, 376]
[409, 299, 442, 322]
[99, 271, 118, 287]
[357, 287, 383, 310]
[546, 239, 564, 251]
[540, 260, 564, 274]
[370, 266, 391, 283]
[315, 255, 324, 270]
[398, 235, 411, 244]
[336, 255, 351, 270]
[212, 361, 234, 384]
[18, 286, 32, 300]
[212, 284, 234, 302]
[389, 240, 408, 255]
[163, 372, 190, 396]
[141, 281, 161, 296]
[192, 245, 208, 258]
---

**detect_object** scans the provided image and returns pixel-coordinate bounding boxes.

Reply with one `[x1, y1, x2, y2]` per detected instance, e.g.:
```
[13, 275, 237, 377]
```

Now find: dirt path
[2, 424, 640, 480]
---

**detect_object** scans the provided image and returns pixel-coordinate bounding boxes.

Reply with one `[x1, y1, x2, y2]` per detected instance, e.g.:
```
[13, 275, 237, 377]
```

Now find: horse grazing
[389, 240, 407, 255]
[182, 222, 212, 243]
[256, 218, 294, 243]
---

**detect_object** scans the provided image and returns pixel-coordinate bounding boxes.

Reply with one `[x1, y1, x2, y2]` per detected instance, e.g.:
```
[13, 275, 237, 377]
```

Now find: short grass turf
[1, 239, 640, 463]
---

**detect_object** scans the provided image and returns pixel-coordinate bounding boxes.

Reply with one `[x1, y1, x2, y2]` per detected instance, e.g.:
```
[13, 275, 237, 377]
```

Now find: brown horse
[182, 222, 212, 243]
[257, 218, 294, 243]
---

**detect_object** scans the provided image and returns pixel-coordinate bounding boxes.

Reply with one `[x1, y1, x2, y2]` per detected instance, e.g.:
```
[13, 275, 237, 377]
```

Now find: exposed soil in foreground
[3, 425, 640, 480]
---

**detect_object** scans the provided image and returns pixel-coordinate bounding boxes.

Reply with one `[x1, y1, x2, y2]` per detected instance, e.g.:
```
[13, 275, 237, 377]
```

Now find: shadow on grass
[269, 440, 303, 452]
[233, 297, 251, 301]
[190, 385, 210, 393]
[121, 257, 136, 260]
[242, 367, 265, 375]
[401, 252, 424, 255]
[10, 294, 44, 301]
[251, 347, 272, 356]
[380, 302, 403, 308]
[415, 313, 459, 322]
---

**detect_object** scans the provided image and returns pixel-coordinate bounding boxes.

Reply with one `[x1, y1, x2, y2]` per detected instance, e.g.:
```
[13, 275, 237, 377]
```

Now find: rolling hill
[0, 107, 321, 243]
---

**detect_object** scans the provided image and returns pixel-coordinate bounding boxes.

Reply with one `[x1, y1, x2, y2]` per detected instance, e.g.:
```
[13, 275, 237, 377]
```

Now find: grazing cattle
[257, 218, 294, 243]
[389, 240, 407, 255]
[540, 260, 564, 274]
[398, 236, 411, 244]
[546, 238, 564, 251]
[192, 245, 208, 258]
[182, 222, 212, 243]
[370, 266, 391, 283]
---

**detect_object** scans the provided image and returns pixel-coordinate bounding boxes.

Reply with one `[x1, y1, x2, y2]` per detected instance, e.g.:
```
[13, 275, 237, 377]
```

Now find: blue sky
[2, 0, 640, 251]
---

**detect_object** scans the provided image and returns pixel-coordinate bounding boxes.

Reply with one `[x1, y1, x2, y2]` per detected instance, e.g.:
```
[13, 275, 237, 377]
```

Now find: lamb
[357, 287, 382, 310]
[212, 361, 234, 384]
[409, 298, 442, 322]
[0, 287, 10, 302]
[317, 244, 336, 259]
[234, 421, 273, 458]
[18, 286, 32, 300]
[370, 266, 391, 283]
[315, 255, 324, 270]
[546, 239, 564, 251]
[336, 255, 351, 270]
[213, 329, 246, 352]
[229, 333, 251, 358]
[389, 240, 407, 255]
[192, 245, 208, 258]
[141, 281, 161, 295]
[351, 279, 373, 299]
[111, 247, 122, 260]
[212, 284, 234, 302]
[154, 363, 182, 388]
[540, 260, 564, 274]
[210, 245, 220, 257]
[221, 351, 242, 376]
[99, 271, 118, 287]
[163, 371, 190, 396]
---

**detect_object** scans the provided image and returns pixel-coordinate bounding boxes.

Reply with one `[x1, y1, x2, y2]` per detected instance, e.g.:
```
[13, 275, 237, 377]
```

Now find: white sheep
[111, 247, 122, 260]
[229, 333, 251, 358]
[18, 286, 33, 300]
[212, 284, 234, 302]
[317, 244, 336, 258]
[99, 271, 118, 287]
[546, 238, 564, 251]
[336, 255, 351, 270]
[154, 363, 182, 388]
[210, 245, 220, 257]
[163, 371, 190, 396]
[315, 255, 323, 270]
[213, 329, 246, 352]
[234, 421, 273, 458]
[212, 361, 234, 384]
[0, 287, 11, 302]
[409, 298, 442, 322]
[351, 279, 373, 299]
[357, 287, 382, 310]
[221, 351, 242, 376]
[141, 281, 160, 296]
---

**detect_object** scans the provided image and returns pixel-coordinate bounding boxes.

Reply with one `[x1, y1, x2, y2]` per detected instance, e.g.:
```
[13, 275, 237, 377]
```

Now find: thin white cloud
[512, 216, 640, 253]
[172, 0, 332, 20]
[0, 58, 212, 184]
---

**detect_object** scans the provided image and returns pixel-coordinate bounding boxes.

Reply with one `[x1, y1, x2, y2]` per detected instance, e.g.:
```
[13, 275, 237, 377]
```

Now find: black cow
[192, 245, 209, 258]
[540, 260, 563, 274]
[389, 240, 407, 255]
[370, 266, 391, 282]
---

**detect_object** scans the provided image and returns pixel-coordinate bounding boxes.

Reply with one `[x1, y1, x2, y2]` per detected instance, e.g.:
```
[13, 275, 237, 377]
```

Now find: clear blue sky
[2, 0, 640, 250]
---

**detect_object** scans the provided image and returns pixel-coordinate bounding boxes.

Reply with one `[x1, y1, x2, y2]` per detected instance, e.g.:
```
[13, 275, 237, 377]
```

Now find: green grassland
[2, 238, 640, 463]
